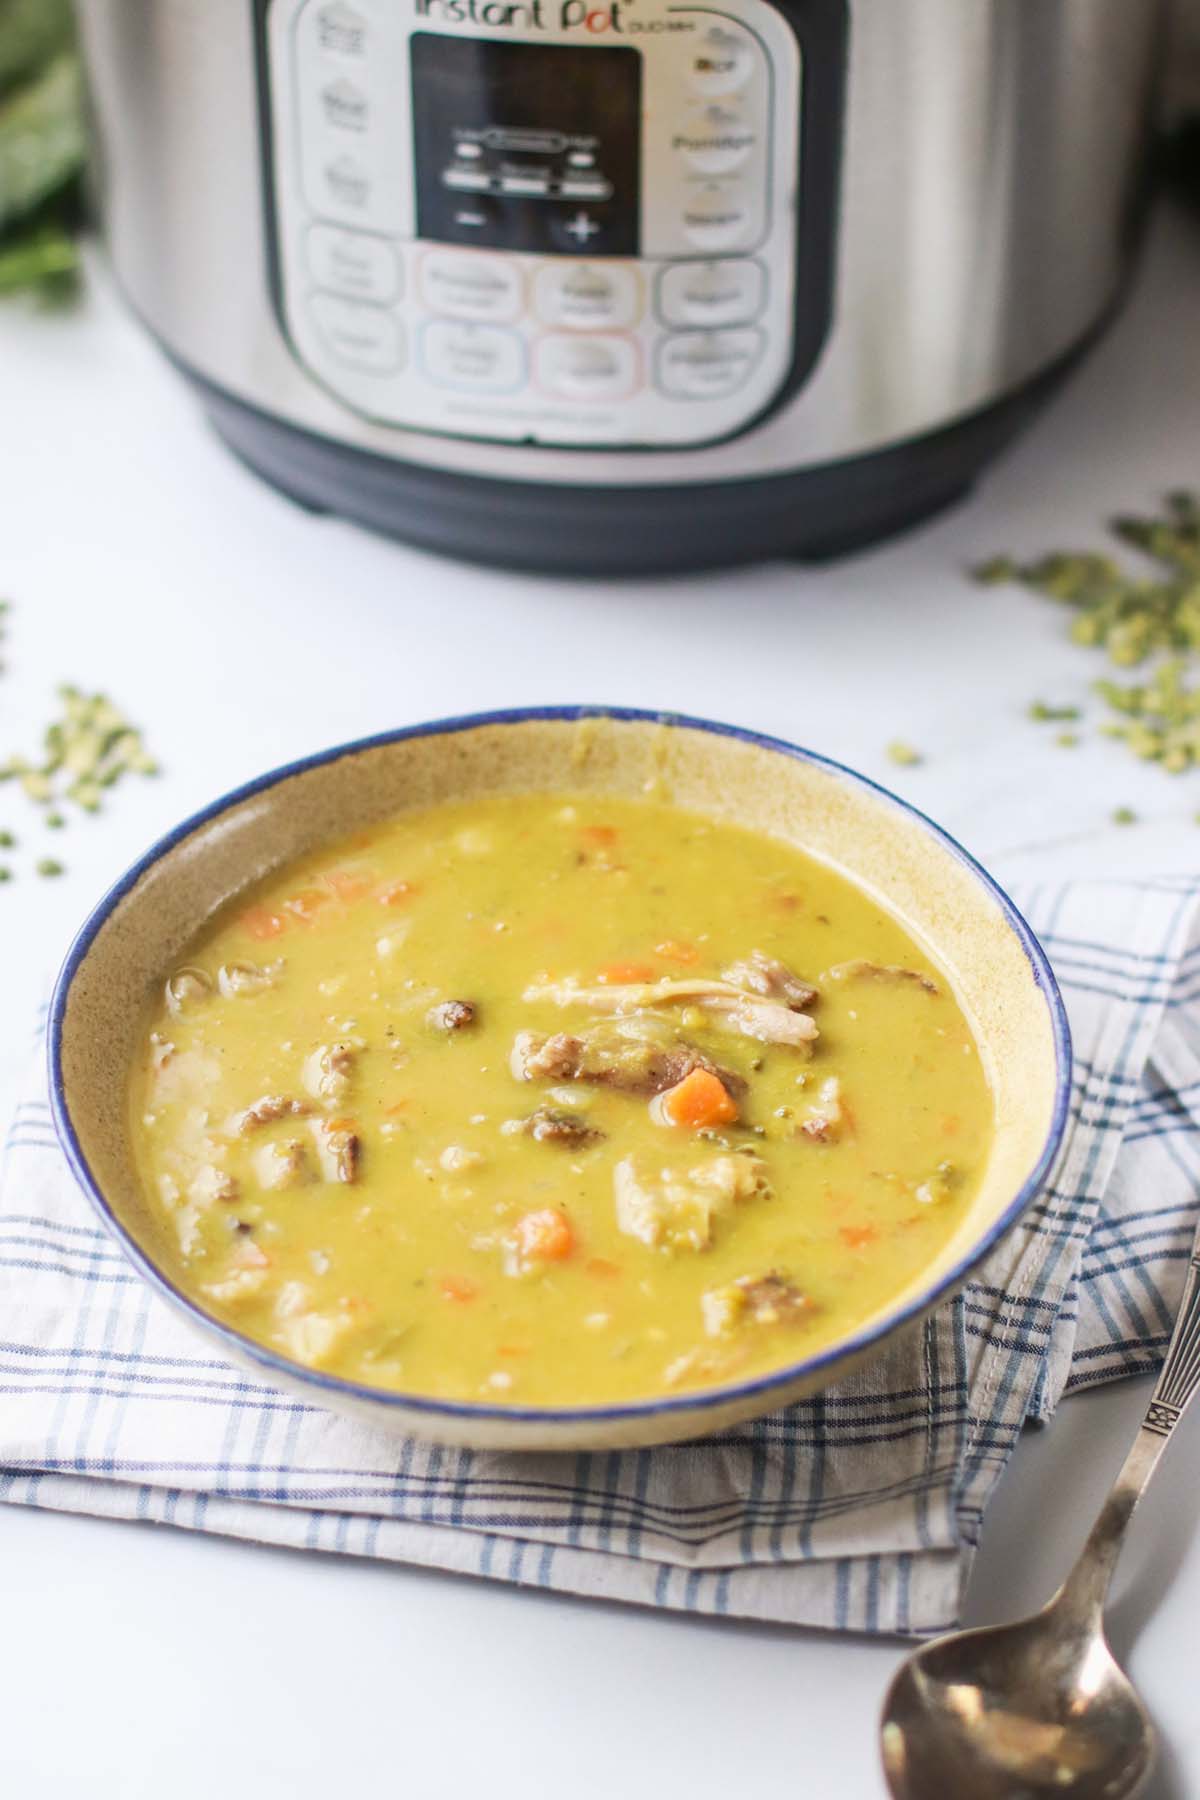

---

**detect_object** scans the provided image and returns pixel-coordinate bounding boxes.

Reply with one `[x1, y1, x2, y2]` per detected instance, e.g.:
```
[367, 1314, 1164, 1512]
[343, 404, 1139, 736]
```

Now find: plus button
[564, 210, 601, 244]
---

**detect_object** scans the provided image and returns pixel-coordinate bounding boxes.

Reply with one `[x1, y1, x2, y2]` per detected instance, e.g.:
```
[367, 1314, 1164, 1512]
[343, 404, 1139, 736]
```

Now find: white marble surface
[1, 204, 1199, 1798]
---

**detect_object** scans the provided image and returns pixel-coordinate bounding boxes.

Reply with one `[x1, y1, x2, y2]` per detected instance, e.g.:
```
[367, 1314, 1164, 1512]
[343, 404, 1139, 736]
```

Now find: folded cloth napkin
[2, 873, 1198, 1637]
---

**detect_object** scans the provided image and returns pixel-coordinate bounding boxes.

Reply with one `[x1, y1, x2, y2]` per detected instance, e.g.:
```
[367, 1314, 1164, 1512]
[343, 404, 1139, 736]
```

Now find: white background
[1, 204, 1199, 1797]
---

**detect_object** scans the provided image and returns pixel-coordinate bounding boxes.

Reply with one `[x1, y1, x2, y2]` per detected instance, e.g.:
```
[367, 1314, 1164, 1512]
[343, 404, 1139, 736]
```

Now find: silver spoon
[880, 1239, 1200, 1799]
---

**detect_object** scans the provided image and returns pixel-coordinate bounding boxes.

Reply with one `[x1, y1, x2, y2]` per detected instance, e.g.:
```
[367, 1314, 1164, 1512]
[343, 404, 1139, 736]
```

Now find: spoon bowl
[881, 1242, 1200, 1799]
[881, 1602, 1155, 1799]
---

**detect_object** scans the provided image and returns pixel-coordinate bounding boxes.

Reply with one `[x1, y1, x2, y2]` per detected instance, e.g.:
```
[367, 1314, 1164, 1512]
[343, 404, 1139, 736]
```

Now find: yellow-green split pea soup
[130, 791, 994, 1405]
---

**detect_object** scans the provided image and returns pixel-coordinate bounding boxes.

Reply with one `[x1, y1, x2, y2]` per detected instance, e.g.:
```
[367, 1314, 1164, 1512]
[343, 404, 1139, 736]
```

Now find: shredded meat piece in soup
[827, 959, 939, 995]
[302, 1041, 357, 1105]
[253, 1138, 312, 1191]
[228, 1095, 310, 1136]
[519, 1107, 605, 1148]
[614, 1150, 772, 1252]
[523, 974, 818, 1048]
[701, 1271, 812, 1337]
[721, 951, 819, 1011]
[510, 1016, 745, 1097]
[427, 1000, 477, 1032]
[310, 1118, 361, 1184]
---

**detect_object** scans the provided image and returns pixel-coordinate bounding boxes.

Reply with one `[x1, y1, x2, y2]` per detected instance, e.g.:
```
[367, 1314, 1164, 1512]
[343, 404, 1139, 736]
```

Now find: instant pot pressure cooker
[78, 0, 1165, 573]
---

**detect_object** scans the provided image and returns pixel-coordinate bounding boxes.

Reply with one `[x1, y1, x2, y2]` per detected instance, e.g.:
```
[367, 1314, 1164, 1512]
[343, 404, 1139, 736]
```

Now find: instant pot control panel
[259, 0, 829, 449]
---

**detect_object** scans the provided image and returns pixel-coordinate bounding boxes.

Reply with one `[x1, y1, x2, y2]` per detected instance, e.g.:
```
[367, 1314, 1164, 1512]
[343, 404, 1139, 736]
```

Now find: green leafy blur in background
[0, 0, 85, 301]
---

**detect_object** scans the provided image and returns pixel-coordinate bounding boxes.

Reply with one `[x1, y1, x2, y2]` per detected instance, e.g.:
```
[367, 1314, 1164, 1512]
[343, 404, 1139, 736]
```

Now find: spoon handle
[1054, 1243, 1200, 1625]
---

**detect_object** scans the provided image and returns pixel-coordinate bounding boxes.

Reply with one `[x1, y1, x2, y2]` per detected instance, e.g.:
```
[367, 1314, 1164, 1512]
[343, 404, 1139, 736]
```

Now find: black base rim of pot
[177, 333, 1097, 578]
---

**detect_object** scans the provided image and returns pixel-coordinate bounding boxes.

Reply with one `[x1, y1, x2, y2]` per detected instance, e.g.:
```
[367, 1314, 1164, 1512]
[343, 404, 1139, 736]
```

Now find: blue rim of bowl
[49, 704, 1073, 1426]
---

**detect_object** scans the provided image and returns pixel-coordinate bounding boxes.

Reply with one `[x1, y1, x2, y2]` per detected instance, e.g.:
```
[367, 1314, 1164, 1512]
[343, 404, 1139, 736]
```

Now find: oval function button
[444, 166, 493, 193]
[533, 263, 640, 331]
[420, 250, 522, 322]
[307, 225, 402, 304]
[536, 334, 639, 401]
[321, 152, 374, 213]
[680, 182, 754, 252]
[421, 321, 525, 392]
[687, 25, 756, 97]
[674, 102, 756, 175]
[658, 259, 764, 329]
[656, 329, 763, 400]
[315, 2, 368, 57]
[320, 76, 369, 132]
[310, 293, 403, 371]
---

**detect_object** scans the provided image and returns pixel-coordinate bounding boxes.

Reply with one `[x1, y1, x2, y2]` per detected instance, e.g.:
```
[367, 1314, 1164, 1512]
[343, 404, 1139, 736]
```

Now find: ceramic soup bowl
[50, 708, 1070, 1450]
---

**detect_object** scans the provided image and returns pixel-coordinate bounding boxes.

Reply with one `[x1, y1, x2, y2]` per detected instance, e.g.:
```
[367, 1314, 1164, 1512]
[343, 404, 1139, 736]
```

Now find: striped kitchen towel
[1, 873, 1197, 1637]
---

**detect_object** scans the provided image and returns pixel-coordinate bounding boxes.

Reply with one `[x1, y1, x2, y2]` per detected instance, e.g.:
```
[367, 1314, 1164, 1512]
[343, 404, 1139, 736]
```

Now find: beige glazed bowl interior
[51, 709, 1070, 1451]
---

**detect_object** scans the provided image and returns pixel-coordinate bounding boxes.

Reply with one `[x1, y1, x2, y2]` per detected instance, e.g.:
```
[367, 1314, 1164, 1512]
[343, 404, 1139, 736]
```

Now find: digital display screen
[410, 34, 641, 256]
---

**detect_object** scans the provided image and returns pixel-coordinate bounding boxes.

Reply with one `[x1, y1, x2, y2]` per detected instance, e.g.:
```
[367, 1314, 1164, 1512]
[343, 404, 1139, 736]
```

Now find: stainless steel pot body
[77, 0, 1165, 534]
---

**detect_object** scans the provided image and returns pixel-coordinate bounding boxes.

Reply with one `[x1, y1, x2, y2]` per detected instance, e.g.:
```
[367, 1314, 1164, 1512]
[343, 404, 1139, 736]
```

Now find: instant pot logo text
[413, 0, 686, 32]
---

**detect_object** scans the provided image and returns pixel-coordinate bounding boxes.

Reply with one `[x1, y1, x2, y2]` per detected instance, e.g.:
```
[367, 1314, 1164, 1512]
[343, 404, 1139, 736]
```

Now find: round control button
[687, 26, 756, 96]
[656, 328, 763, 400]
[309, 293, 403, 372]
[421, 321, 525, 392]
[680, 182, 755, 252]
[307, 225, 402, 304]
[549, 207, 610, 253]
[657, 259, 765, 329]
[533, 262, 641, 331]
[420, 250, 522, 322]
[674, 102, 756, 175]
[536, 334, 638, 401]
